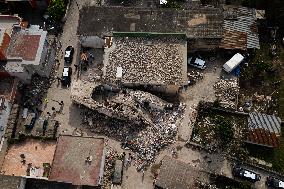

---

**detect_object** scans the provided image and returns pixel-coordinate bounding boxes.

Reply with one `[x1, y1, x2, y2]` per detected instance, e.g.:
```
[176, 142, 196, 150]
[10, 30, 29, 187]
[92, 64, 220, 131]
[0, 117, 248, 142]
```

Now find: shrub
[47, 0, 66, 21]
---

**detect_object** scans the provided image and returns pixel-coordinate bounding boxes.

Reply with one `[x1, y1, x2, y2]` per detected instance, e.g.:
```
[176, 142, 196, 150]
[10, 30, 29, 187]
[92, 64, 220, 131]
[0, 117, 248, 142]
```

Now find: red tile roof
[7, 34, 40, 61]
[49, 136, 105, 187]
[219, 31, 247, 50]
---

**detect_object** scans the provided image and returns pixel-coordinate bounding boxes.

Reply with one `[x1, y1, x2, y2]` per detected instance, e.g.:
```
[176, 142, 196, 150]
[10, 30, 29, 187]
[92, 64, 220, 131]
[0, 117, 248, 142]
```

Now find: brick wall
[0, 33, 11, 61]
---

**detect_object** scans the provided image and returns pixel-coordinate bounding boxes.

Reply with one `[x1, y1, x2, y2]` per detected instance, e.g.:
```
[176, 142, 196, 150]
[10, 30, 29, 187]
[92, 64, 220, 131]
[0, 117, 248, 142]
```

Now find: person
[59, 101, 64, 106]
[59, 101, 64, 113]
[142, 169, 145, 182]
[44, 98, 48, 108]
[74, 64, 78, 71]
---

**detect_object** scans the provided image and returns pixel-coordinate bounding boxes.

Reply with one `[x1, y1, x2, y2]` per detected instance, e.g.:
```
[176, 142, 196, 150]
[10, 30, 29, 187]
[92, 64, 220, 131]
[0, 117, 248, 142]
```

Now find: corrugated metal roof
[247, 112, 282, 148]
[220, 6, 260, 50]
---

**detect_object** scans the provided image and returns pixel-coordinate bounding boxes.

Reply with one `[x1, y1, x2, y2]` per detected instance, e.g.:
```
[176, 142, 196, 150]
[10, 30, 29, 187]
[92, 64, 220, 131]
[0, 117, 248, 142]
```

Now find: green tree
[47, 0, 66, 21]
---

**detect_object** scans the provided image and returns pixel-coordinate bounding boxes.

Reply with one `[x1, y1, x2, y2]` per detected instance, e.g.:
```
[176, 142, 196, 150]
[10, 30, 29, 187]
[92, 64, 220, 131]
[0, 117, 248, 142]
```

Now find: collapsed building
[73, 5, 224, 122]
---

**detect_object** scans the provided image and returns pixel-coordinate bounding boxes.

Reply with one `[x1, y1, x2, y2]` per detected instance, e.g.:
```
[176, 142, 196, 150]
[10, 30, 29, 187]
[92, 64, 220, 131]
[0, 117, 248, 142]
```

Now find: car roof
[243, 170, 256, 179]
[279, 180, 284, 188]
[65, 51, 71, 57]
[63, 67, 69, 76]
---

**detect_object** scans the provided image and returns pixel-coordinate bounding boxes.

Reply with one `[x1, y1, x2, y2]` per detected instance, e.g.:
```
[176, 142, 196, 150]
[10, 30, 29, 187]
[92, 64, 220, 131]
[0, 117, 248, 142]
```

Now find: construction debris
[213, 79, 239, 109]
[21, 75, 51, 109]
[187, 70, 204, 83]
[80, 100, 185, 170]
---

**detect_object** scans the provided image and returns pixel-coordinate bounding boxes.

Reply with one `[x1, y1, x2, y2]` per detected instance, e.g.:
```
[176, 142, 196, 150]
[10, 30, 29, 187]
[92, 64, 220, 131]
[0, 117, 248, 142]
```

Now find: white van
[223, 53, 245, 73]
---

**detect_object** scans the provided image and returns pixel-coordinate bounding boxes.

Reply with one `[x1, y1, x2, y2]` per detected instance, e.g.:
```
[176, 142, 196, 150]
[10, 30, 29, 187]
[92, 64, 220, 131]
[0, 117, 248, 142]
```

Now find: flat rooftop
[7, 33, 41, 61]
[0, 175, 24, 189]
[156, 156, 210, 189]
[78, 6, 223, 38]
[49, 136, 105, 187]
[104, 37, 187, 86]
[1, 139, 56, 177]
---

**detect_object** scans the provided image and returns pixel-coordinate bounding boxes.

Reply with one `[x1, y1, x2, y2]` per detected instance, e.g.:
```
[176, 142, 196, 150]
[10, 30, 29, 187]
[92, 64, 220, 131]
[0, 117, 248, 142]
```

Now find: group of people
[44, 99, 64, 119]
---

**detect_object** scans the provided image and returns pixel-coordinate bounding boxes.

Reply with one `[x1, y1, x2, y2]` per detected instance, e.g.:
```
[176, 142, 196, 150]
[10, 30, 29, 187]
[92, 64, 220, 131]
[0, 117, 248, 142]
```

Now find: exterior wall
[8, 70, 31, 83]
[0, 33, 11, 61]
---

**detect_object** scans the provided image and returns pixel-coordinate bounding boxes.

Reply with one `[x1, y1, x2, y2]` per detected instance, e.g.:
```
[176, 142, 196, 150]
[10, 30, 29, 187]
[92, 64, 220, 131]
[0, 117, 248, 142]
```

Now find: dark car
[61, 67, 72, 87]
[64, 46, 74, 64]
[266, 176, 284, 188]
[232, 167, 261, 183]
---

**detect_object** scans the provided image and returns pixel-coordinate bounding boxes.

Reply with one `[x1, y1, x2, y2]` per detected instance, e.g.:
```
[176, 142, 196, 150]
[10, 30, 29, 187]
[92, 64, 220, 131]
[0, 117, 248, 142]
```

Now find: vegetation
[214, 115, 234, 146]
[47, 0, 66, 21]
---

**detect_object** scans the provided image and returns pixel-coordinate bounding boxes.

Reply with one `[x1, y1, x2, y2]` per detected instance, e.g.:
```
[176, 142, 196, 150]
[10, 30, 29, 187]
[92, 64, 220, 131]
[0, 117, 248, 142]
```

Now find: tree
[47, 0, 66, 21]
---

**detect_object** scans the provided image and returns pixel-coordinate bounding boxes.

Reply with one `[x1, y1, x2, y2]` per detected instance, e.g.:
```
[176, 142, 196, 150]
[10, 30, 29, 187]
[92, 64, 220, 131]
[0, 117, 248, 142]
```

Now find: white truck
[223, 53, 245, 73]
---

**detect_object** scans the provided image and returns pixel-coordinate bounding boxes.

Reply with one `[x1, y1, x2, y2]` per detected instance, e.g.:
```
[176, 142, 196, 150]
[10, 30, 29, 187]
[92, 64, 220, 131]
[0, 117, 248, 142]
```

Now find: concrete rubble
[213, 79, 239, 109]
[72, 79, 176, 125]
[187, 70, 204, 83]
[81, 102, 185, 170]
[74, 81, 186, 169]
[21, 75, 51, 109]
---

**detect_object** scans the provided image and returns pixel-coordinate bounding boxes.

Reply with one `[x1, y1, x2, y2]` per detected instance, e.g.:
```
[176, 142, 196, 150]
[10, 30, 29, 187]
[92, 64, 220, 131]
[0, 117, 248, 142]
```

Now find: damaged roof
[77, 6, 223, 38]
[156, 156, 210, 189]
[247, 112, 282, 148]
[49, 136, 105, 187]
[220, 6, 260, 50]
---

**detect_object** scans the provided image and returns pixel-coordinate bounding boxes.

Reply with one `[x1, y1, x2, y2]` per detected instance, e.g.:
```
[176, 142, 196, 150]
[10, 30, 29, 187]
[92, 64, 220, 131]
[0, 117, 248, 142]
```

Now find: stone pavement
[42, 0, 93, 135]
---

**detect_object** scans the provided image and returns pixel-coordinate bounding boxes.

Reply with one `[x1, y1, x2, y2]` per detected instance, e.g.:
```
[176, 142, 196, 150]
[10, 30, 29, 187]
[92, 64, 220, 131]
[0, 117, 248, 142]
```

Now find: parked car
[232, 167, 261, 182]
[223, 53, 245, 73]
[64, 46, 74, 64]
[266, 176, 284, 188]
[187, 57, 206, 69]
[61, 67, 72, 87]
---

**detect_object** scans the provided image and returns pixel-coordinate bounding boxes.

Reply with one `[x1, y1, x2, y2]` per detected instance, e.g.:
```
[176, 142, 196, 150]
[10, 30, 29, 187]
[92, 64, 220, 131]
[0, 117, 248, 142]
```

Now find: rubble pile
[105, 37, 185, 85]
[213, 79, 239, 109]
[187, 71, 204, 83]
[72, 80, 174, 124]
[238, 92, 277, 114]
[21, 75, 50, 109]
[129, 104, 185, 170]
[102, 147, 118, 189]
[81, 102, 185, 170]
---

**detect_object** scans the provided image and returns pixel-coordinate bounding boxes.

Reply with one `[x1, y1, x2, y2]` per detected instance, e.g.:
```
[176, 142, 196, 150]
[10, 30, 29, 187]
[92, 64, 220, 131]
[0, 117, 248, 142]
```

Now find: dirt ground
[1, 139, 56, 177]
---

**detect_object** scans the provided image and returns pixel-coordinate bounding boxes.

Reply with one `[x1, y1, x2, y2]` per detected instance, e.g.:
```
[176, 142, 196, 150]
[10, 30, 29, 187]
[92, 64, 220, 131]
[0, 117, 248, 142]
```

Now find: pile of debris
[238, 92, 277, 114]
[21, 75, 50, 109]
[187, 71, 204, 83]
[129, 105, 185, 170]
[213, 79, 239, 109]
[81, 102, 185, 170]
[103, 147, 118, 189]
